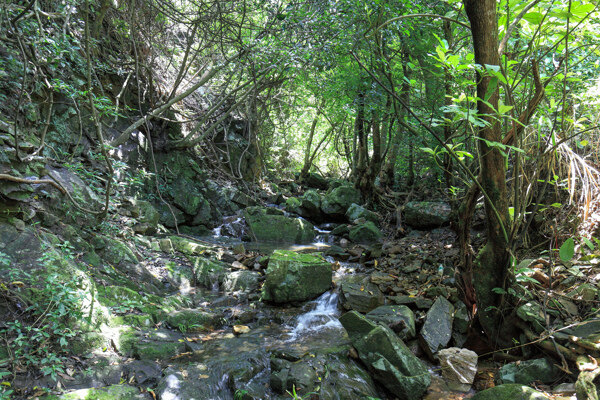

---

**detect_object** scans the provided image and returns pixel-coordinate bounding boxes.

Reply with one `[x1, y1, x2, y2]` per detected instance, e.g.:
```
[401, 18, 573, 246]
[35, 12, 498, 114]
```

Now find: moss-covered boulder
[244, 207, 315, 243]
[321, 185, 361, 218]
[285, 197, 301, 214]
[349, 221, 382, 244]
[116, 328, 186, 360]
[261, 250, 332, 303]
[169, 236, 212, 255]
[471, 384, 549, 400]
[404, 201, 451, 229]
[300, 189, 322, 220]
[165, 309, 222, 332]
[43, 384, 149, 399]
[339, 311, 431, 399]
[346, 203, 379, 224]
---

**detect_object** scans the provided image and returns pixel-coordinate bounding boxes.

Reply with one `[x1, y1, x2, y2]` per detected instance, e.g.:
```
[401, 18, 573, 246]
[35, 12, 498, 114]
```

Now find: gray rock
[339, 311, 431, 399]
[498, 358, 561, 385]
[437, 347, 478, 392]
[340, 276, 385, 313]
[419, 296, 454, 358]
[471, 384, 549, 400]
[404, 201, 451, 229]
[366, 305, 416, 340]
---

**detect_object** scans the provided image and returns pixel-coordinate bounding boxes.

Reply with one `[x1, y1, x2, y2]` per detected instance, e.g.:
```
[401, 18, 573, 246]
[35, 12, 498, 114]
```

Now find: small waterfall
[288, 291, 342, 340]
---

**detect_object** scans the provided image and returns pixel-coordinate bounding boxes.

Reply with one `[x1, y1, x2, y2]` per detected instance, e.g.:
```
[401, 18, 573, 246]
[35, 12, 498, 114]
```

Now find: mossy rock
[285, 197, 301, 214]
[42, 384, 148, 399]
[165, 309, 222, 332]
[170, 236, 211, 255]
[99, 236, 139, 266]
[243, 207, 315, 243]
[349, 221, 382, 244]
[321, 185, 361, 218]
[97, 285, 143, 308]
[261, 250, 332, 303]
[71, 332, 108, 354]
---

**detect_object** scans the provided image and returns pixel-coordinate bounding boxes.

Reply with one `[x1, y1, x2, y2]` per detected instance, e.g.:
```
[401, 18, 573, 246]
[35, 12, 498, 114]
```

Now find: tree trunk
[464, 0, 510, 342]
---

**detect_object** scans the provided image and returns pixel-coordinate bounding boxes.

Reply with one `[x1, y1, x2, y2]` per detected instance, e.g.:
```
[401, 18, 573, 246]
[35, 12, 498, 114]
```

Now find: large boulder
[321, 185, 361, 218]
[419, 296, 454, 359]
[244, 207, 315, 243]
[471, 384, 549, 400]
[346, 203, 379, 224]
[339, 311, 431, 399]
[261, 250, 332, 303]
[349, 221, 382, 244]
[404, 201, 452, 229]
[299, 189, 322, 220]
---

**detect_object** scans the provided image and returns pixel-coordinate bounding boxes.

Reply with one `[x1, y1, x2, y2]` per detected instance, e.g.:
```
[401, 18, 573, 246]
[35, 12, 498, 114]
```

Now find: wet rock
[321, 185, 361, 218]
[261, 250, 332, 303]
[339, 311, 431, 399]
[339, 276, 385, 313]
[47, 384, 150, 399]
[244, 206, 316, 243]
[366, 305, 416, 340]
[471, 384, 549, 400]
[419, 296, 454, 359]
[233, 325, 250, 334]
[498, 358, 561, 385]
[346, 203, 379, 224]
[349, 221, 382, 244]
[437, 347, 478, 392]
[223, 270, 260, 293]
[404, 201, 452, 229]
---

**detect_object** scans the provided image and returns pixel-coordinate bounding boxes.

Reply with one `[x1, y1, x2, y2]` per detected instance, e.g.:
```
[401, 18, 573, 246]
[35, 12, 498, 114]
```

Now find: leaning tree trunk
[464, 0, 511, 342]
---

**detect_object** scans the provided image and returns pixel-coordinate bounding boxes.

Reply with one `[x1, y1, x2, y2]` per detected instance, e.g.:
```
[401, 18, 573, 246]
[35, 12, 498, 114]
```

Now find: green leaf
[523, 12, 543, 25]
[583, 237, 595, 251]
[559, 238, 575, 263]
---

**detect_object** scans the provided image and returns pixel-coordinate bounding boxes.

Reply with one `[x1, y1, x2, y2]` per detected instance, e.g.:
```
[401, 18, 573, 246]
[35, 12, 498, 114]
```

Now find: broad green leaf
[559, 238, 575, 263]
[523, 12, 543, 25]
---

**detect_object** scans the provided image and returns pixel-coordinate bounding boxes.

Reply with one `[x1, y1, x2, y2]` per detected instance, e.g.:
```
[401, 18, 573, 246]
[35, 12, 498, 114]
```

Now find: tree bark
[464, 0, 510, 342]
